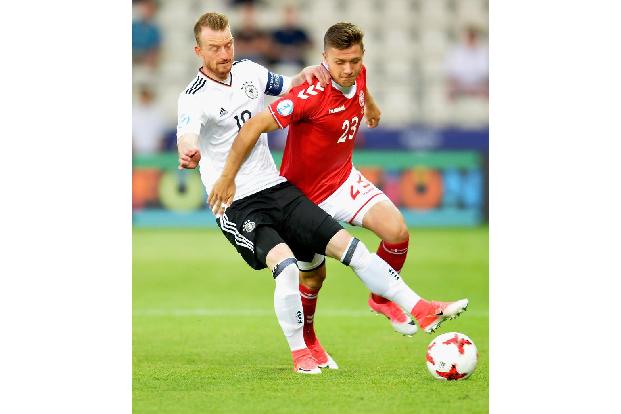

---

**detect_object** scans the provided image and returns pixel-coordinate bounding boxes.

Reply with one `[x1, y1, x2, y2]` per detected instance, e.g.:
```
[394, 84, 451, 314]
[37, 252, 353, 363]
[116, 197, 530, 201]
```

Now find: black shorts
[216, 181, 343, 270]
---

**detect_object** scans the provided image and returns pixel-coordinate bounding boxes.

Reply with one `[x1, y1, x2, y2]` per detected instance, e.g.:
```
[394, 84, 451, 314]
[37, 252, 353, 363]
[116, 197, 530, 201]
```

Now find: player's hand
[178, 148, 201, 169]
[364, 101, 382, 128]
[208, 176, 236, 217]
[301, 64, 330, 87]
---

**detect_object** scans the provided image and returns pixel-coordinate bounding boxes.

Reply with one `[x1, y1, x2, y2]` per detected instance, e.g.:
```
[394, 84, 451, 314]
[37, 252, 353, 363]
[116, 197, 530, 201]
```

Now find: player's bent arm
[208, 111, 279, 215]
[220, 111, 279, 180]
[177, 133, 199, 153]
[364, 87, 382, 128]
[365, 87, 378, 107]
[177, 133, 201, 169]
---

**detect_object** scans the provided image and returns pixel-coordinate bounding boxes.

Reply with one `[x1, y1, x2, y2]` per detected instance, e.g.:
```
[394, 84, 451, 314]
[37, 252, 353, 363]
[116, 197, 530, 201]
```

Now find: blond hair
[194, 12, 229, 45]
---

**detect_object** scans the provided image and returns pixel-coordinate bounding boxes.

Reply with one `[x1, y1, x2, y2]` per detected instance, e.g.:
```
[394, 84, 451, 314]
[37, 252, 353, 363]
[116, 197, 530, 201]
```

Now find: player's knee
[265, 243, 295, 271]
[325, 229, 354, 259]
[383, 217, 409, 244]
[300, 265, 326, 290]
[339, 237, 372, 271]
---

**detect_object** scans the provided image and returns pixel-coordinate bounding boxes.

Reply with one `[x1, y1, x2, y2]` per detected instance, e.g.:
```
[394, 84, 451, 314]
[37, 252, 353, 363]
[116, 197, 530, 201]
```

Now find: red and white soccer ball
[426, 332, 478, 381]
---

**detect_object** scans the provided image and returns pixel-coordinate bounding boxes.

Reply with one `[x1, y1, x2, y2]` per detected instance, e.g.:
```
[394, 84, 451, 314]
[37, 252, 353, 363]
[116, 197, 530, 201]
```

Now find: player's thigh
[362, 199, 409, 243]
[282, 195, 343, 257]
[255, 226, 294, 270]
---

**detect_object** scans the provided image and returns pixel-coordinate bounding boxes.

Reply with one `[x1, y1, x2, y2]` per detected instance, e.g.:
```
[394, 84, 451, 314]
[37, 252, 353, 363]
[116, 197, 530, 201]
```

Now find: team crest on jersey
[359, 91, 365, 107]
[243, 220, 256, 233]
[276, 99, 294, 116]
[242, 81, 259, 99]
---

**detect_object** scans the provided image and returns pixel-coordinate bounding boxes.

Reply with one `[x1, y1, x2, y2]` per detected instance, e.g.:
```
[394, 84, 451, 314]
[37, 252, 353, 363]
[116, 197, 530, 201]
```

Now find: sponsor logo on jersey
[219, 107, 228, 117]
[276, 99, 294, 116]
[179, 114, 190, 126]
[359, 90, 365, 107]
[242, 81, 259, 99]
[243, 220, 256, 233]
[329, 104, 346, 114]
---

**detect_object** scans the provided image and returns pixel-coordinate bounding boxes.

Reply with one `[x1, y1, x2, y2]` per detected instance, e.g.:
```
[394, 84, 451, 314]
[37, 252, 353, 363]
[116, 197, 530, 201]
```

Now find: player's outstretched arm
[364, 87, 382, 128]
[290, 64, 330, 89]
[208, 111, 279, 215]
[177, 133, 201, 169]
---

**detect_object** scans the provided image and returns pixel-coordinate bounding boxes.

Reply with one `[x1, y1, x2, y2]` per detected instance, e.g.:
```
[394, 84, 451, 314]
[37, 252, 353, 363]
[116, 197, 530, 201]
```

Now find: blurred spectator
[444, 26, 488, 100]
[132, 86, 166, 155]
[132, 0, 162, 70]
[270, 6, 312, 71]
[232, 3, 271, 67]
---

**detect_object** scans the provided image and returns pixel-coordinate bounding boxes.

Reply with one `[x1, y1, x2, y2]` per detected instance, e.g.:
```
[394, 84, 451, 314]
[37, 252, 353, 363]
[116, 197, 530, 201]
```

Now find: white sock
[341, 238, 421, 311]
[272, 258, 306, 351]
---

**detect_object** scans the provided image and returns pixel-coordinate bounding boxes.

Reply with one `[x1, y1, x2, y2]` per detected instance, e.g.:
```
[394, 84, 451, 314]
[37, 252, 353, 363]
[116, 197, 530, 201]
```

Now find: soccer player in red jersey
[210, 22, 469, 369]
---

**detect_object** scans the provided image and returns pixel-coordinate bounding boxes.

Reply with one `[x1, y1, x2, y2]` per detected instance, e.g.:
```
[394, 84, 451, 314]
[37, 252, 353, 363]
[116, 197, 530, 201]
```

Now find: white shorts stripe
[220, 222, 254, 251]
[220, 214, 255, 252]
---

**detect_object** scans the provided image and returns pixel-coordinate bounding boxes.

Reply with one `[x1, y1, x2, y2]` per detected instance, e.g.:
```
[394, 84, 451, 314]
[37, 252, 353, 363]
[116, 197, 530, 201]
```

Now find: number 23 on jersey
[337, 116, 359, 144]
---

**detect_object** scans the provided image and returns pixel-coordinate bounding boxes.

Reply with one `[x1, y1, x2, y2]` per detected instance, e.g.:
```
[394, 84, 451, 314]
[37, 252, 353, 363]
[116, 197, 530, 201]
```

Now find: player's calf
[369, 236, 415, 334]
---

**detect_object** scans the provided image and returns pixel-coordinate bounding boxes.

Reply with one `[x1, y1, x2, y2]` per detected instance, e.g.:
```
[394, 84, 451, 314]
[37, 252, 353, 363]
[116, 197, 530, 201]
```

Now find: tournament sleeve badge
[178, 113, 191, 127]
[276, 99, 294, 116]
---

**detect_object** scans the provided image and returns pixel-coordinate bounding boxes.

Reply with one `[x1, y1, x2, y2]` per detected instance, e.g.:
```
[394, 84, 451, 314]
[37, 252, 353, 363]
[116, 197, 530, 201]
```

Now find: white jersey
[176, 60, 292, 201]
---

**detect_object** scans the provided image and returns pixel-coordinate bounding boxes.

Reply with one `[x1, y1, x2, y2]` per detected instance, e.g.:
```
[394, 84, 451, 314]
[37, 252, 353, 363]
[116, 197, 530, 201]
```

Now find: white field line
[133, 308, 488, 317]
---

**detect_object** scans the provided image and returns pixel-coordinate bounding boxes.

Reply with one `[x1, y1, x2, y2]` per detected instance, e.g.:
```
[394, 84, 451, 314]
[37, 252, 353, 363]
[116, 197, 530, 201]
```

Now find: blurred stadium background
[132, 0, 488, 227]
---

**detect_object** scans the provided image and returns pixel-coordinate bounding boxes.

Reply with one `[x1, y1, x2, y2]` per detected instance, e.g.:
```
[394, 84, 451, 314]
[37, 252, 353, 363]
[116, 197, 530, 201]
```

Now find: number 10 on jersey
[337, 116, 359, 144]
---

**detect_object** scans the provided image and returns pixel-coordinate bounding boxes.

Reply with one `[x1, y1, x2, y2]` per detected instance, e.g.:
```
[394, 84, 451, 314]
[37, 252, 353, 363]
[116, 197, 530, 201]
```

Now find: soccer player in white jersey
[178, 13, 468, 374]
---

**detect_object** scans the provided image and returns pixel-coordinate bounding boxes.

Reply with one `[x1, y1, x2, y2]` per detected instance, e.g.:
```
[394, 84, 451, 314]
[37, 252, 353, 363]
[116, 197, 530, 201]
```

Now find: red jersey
[268, 65, 367, 204]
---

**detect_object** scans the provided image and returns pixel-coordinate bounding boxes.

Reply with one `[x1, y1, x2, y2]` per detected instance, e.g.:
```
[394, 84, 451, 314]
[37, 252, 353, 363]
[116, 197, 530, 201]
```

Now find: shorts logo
[276, 99, 294, 116]
[242, 81, 259, 99]
[243, 220, 256, 233]
[359, 91, 365, 107]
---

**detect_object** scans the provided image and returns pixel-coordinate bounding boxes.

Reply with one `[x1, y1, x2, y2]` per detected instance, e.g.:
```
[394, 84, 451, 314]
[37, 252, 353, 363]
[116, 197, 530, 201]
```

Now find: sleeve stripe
[268, 105, 285, 129]
[185, 77, 201, 94]
[186, 78, 206, 95]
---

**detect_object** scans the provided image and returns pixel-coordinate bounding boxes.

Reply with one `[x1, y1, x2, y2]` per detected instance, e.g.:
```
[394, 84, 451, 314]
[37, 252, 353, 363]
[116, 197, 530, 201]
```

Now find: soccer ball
[426, 332, 478, 381]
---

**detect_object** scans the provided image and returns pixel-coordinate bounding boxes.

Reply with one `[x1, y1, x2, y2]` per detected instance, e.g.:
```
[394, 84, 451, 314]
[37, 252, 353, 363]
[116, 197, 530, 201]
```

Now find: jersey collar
[198, 67, 232, 87]
[331, 80, 357, 99]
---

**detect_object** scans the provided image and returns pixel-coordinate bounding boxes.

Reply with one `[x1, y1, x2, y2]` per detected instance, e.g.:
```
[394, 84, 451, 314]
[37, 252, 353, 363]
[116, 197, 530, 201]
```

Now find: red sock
[299, 284, 320, 346]
[372, 238, 410, 304]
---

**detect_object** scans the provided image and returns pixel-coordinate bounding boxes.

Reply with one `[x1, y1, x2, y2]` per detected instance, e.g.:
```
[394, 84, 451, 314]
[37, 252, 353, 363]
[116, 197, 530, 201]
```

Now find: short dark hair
[194, 12, 229, 45]
[324, 22, 364, 51]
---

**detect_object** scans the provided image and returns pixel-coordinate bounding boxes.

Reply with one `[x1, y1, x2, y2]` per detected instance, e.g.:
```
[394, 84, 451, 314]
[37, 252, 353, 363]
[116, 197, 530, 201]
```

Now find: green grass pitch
[133, 227, 488, 413]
